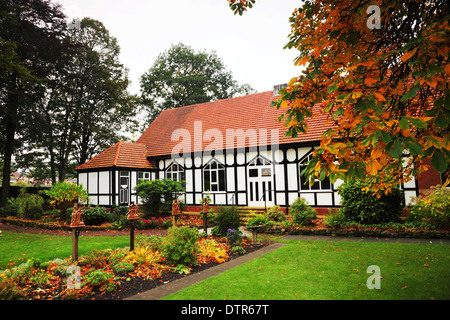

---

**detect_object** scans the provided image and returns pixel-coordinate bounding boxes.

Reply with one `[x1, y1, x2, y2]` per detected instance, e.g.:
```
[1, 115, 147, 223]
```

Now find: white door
[247, 157, 274, 207]
[119, 171, 130, 205]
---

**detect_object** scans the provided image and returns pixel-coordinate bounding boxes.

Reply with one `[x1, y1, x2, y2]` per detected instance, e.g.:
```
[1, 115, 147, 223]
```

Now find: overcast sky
[55, 0, 302, 95]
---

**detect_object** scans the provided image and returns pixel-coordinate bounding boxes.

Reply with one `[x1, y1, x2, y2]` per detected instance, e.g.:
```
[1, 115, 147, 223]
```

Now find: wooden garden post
[127, 202, 140, 251]
[201, 197, 209, 234]
[70, 203, 85, 262]
[172, 200, 181, 227]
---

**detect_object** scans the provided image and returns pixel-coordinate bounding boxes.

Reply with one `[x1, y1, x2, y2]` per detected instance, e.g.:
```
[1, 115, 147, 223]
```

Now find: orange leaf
[400, 48, 418, 63]
[365, 77, 378, 86]
[374, 92, 386, 102]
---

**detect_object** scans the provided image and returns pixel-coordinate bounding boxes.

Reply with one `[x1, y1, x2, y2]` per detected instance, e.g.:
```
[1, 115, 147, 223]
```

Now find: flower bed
[260, 218, 450, 239]
[0, 233, 267, 300]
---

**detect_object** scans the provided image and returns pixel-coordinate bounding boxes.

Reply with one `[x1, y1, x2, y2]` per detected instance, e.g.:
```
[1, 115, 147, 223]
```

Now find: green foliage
[140, 43, 255, 125]
[266, 205, 286, 222]
[245, 214, 269, 229]
[43, 182, 89, 205]
[408, 186, 450, 229]
[338, 180, 404, 224]
[66, 206, 114, 226]
[84, 269, 117, 292]
[226, 228, 244, 247]
[289, 197, 317, 226]
[4, 188, 44, 218]
[24, 205, 43, 220]
[323, 208, 347, 228]
[211, 206, 243, 236]
[134, 179, 185, 217]
[112, 262, 134, 274]
[162, 226, 199, 266]
[82, 207, 114, 225]
[0, 278, 25, 300]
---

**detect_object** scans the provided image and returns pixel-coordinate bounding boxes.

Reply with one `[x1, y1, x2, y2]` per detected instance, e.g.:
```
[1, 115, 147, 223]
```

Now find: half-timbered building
[76, 87, 444, 212]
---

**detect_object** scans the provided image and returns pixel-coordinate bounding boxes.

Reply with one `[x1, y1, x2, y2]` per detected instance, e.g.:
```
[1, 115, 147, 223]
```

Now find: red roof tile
[137, 91, 333, 157]
[76, 141, 155, 171]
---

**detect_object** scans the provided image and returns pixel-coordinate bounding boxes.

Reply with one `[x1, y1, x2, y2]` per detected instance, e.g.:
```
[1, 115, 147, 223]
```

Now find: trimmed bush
[289, 197, 317, 226]
[211, 206, 242, 236]
[162, 226, 199, 266]
[338, 180, 403, 224]
[266, 205, 286, 222]
[134, 179, 185, 217]
[65, 206, 113, 226]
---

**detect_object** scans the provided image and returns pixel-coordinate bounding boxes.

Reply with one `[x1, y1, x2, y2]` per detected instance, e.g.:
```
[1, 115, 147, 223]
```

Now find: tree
[140, 43, 255, 125]
[23, 18, 139, 183]
[0, 0, 71, 207]
[227, 0, 449, 193]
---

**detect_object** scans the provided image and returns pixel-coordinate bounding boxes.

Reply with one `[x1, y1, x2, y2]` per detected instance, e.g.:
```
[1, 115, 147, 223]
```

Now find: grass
[163, 240, 450, 300]
[0, 231, 129, 270]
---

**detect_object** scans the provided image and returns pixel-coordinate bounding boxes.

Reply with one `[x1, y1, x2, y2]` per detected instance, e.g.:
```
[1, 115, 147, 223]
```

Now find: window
[203, 159, 225, 192]
[120, 171, 129, 189]
[166, 163, 185, 183]
[138, 172, 151, 184]
[299, 154, 332, 191]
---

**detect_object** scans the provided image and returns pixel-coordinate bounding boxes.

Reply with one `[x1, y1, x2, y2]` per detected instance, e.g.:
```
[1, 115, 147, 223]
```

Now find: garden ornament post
[201, 197, 209, 234]
[70, 203, 85, 262]
[127, 202, 140, 251]
[172, 200, 181, 227]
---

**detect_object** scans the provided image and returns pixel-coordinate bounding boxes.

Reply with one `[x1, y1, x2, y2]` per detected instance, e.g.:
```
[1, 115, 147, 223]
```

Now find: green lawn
[0, 231, 129, 270]
[164, 240, 450, 300]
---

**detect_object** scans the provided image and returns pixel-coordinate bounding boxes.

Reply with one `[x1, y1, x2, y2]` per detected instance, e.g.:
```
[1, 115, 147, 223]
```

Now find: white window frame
[166, 162, 185, 183]
[138, 171, 151, 184]
[203, 159, 225, 192]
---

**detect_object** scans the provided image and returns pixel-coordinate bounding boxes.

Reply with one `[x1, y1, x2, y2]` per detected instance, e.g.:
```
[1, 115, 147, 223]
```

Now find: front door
[119, 171, 129, 205]
[247, 156, 274, 207]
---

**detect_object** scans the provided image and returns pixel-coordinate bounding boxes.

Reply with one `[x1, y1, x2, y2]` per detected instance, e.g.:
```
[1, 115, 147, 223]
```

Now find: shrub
[323, 208, 347, 228]
[24, 205, 43, 220]
[0, 278, 25, 300]
[134, 179, 185, 217]
[338, 180, 403, 224]
[84, 269, 118, 292]
[289, 197, 317, 226]
[43, 182, 89, 220]
[0, 202, 19, 217]
[266, 205, 286, 222]
[80, 207, 114, 226]
[126, 247, 162, 267]
[162, 226, 199, 266]
[211, 206, 242, 236]
[408, 186, 450, 229]
[197, 238, 228, 264]
[226, 228, 244, 247]
[113, 262, 134, 274]
[5, 188, 44, 218]
[245, 214, 269, 230]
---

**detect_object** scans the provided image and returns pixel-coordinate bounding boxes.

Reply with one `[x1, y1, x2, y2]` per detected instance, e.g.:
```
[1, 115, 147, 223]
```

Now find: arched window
[166, 162, 185, 183]
[299, 154, 332, 191]
[203, 159, 225, 192]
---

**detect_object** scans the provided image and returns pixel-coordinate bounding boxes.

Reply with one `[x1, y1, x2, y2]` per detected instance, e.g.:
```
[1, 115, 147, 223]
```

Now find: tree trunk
[0, 104, 18, 208]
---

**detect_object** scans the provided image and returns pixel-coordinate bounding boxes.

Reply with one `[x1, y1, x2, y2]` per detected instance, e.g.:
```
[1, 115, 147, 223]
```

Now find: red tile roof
[76, 141, 155, 171]
[77, 90, 333, 170]
[137, 91, 333, 157]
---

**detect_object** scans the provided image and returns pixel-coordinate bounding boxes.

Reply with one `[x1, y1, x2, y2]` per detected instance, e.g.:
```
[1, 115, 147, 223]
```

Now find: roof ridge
[113, 141, 123, 167]
[159, 90, 273, 114]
